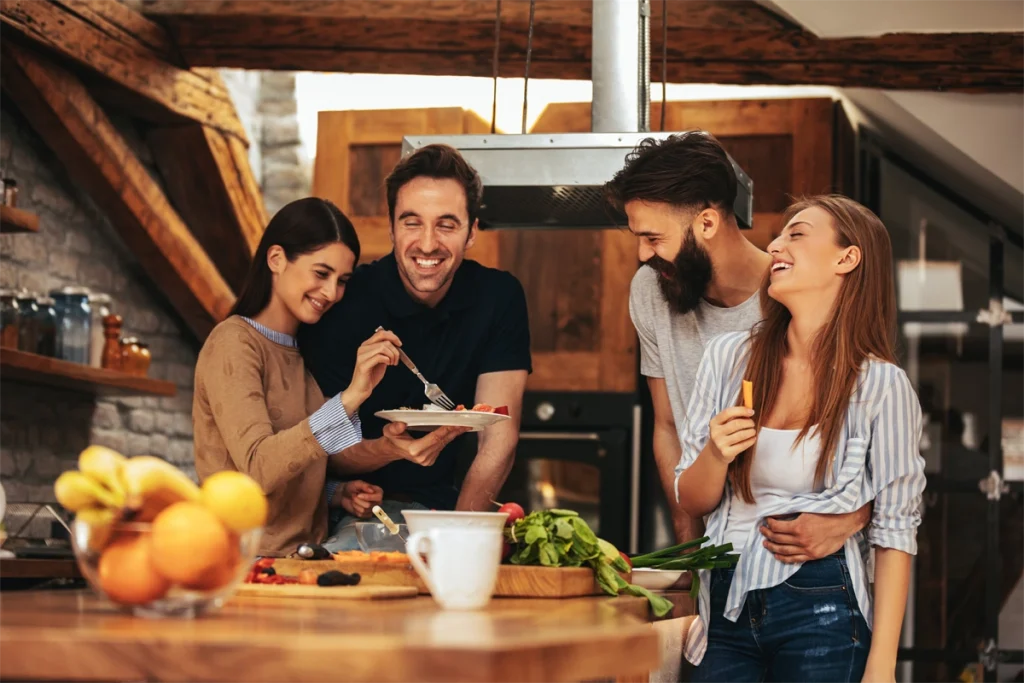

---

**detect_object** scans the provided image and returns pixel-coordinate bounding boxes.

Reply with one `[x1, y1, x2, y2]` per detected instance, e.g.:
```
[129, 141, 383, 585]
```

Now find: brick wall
[0, 101, 198, 516]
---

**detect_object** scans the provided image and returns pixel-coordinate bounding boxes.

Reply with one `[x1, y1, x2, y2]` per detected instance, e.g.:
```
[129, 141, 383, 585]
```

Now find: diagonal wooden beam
[0, 0, 247, 140]
[1, 41, 235, 338]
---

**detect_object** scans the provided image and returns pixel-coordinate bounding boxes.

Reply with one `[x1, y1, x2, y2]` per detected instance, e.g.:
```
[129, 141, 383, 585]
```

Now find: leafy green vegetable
[630, 537, 740, 601]
[504, 509, 673, 618]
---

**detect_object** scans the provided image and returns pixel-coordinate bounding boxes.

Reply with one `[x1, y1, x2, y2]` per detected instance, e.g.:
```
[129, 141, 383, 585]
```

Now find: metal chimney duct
[401, 0, 754, 229]
[591, 0, 640, 133]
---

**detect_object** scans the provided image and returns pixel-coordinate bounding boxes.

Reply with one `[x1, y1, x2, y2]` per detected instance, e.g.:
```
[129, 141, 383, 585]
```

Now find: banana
[120, 455, 200, 518]
[74, 507, 118, 553]
[54, 471, 122, 512]
[78, 445, 127, 505]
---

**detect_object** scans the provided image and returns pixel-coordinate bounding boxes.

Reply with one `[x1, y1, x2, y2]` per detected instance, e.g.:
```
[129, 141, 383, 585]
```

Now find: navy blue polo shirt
[298, 252, 532, 510]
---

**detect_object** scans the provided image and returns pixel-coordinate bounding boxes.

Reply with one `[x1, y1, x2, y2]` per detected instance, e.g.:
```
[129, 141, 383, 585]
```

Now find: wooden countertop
[0, 589, 693, 682]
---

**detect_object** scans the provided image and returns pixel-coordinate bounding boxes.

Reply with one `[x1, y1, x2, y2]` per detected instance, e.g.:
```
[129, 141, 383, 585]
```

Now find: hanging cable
[521, 0, 536, 134]
[490, 0, 502, 134]
[660, 0, 668, 131]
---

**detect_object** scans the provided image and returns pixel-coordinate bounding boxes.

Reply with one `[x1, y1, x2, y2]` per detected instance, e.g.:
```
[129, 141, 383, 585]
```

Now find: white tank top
[724, 427, 823, 552]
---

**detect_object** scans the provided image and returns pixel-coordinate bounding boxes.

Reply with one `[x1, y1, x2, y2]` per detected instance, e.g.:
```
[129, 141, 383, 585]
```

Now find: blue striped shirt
[675, 331, 926, 665]
[241, 316, 362, 455]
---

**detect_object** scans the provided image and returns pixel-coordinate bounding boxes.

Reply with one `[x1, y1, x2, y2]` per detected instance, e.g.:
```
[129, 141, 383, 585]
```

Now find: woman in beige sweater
[193, 198, 401, 556]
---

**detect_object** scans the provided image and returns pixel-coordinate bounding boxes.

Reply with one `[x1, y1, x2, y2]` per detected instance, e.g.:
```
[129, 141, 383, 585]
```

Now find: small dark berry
[259, 566, 276, 576]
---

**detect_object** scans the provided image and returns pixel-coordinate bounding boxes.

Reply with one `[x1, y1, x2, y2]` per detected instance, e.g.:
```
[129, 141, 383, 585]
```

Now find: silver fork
[375, 326, 456, 410]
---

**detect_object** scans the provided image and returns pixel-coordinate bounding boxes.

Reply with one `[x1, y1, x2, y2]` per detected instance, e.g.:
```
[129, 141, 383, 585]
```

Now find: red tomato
[494, 406, 509, 416]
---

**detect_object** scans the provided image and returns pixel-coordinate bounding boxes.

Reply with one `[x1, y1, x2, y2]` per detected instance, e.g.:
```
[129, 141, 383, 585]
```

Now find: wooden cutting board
[234, 583, 417, 600]
[272, 558, 627, 598]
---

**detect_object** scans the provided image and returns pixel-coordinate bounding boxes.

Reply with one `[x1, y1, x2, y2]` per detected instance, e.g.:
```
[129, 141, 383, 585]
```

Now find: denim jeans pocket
[782, 556, 849, 594]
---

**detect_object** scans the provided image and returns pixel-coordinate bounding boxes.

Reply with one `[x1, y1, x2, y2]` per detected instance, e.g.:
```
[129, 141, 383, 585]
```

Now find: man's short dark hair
[604, 132, 737, 217]
[385, 144, 483, 227]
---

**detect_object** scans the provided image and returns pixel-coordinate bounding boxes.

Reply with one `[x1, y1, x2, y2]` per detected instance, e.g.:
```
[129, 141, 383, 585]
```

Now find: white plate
[374, 408, 510, 432]
[630, 568, 692, 591]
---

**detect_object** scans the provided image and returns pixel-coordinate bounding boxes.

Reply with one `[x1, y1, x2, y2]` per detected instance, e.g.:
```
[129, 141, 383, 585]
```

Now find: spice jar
[0, 289, 18, 349]
[135, 340, 152, 377]
[120, 336, 145, 376]
[15, 291, 39, 354]
[35, 295, 58, 357]
[88, 293, 112, 368]
[3, 179, 18, 207]
[101, 313, 123, 371]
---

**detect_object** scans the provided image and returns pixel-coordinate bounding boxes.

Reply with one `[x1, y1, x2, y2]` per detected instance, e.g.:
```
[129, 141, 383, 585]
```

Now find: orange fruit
[184, 534, 241, 591]
[150, 502, 231, 585]
[98, 534, 170, 605]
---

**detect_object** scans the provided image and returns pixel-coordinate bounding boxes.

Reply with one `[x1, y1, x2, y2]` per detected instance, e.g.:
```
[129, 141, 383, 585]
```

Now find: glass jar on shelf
[88, 293, 112, 368]
[15, 291, 39, 354]
[0, 289, 19, 349]
[35, 295, 58, 358]
[56, 286, 91, 364]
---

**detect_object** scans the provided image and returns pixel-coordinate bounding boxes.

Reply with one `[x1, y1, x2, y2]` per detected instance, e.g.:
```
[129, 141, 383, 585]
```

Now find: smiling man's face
[391, 176, 478, 308]
[625, 199, 714, 315]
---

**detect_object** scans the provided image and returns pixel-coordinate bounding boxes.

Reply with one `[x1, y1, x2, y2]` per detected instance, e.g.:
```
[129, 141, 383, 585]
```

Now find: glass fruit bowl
[355, 522, 408, 552]
[71, 518, 262, 618]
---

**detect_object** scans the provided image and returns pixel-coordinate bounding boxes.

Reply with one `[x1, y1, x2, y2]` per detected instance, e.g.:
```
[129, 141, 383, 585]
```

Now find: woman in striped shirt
[675, 195, 926, 682]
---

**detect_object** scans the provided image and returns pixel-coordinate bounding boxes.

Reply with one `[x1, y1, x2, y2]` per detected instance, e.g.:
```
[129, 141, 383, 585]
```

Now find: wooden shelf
[0, 557, 80, 580]
[0, 349, 176, 397]
[0, 205, 39, 234]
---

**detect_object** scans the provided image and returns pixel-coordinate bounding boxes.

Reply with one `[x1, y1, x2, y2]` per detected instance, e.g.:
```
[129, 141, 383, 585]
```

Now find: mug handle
[406, 531, 439, 597]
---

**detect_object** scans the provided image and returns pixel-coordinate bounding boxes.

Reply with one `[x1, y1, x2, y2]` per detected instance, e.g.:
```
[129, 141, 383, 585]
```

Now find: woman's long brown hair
[731, 195, 898, 504]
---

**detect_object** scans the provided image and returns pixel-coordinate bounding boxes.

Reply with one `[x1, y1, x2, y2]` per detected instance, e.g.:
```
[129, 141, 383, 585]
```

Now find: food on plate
[332, 550, 411, 565]
[454, 403, 509, 415]
[244, 558, 298, 585]
[317, 570, 361, 586]
[504, 508, 673, 617]
[742, 380, 754, 410]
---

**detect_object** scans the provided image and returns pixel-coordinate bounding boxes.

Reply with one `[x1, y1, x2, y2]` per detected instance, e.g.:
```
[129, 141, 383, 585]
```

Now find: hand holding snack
[337, 480, 384, 518]
[708, 403, 757, 465]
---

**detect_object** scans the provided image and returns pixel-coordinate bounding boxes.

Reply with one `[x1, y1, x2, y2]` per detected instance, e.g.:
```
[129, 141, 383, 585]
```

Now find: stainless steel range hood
[400, 0, 754, 230]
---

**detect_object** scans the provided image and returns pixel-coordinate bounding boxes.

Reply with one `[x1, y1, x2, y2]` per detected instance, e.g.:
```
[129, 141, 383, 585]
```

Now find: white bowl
[402, 510, 508, 535]
[630, 568, 692, 591]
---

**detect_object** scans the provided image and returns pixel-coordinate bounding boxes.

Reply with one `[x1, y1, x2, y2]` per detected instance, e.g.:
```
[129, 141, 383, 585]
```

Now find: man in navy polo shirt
[300, 144, 531, 549]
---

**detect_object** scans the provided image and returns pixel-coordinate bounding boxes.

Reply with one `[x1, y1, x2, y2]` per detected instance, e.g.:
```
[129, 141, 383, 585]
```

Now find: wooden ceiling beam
[134, 0, 796, 31]
[1, 42, 236, 338]
[0, 0, 247, 141]
[135, 0, 1021, 92]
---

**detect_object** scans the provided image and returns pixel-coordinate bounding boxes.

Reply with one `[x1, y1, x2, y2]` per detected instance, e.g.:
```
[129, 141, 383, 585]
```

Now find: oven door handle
[518, 431, 602, 441]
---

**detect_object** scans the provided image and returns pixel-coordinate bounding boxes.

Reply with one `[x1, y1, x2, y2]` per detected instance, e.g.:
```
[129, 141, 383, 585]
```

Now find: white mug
[406, 527, 502, 610]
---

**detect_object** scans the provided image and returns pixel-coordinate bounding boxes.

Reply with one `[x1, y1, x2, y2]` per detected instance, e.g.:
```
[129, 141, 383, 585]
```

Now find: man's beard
[646, 229, 714, 315]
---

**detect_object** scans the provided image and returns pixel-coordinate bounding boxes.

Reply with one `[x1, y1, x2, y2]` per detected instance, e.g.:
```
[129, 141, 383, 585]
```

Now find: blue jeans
[320, 499, 428, 552]
[694, 553, 871, 683]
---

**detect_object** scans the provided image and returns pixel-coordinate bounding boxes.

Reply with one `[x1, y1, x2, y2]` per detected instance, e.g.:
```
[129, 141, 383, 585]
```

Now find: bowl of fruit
[59, 446, 268, 618]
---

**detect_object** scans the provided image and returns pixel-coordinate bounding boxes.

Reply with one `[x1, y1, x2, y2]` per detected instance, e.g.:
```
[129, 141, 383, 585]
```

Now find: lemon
[199, 471, 268, 532]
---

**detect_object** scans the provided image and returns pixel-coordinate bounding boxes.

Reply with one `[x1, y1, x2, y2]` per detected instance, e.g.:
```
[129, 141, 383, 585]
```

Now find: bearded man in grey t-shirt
[606, 133, 869, 562]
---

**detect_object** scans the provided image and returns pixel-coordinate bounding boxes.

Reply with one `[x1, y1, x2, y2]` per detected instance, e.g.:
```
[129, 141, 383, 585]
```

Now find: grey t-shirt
[629, 266, 762, 435]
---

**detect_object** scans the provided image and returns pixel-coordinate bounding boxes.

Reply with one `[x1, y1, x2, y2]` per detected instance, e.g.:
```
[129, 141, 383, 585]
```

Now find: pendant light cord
[522, 0, 536, 134]
[660, 0, 668, 131]
[491, 0, 501, 134]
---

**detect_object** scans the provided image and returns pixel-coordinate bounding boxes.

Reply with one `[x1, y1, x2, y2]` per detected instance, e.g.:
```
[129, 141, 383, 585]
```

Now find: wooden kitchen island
[0, 589, 692, 682]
